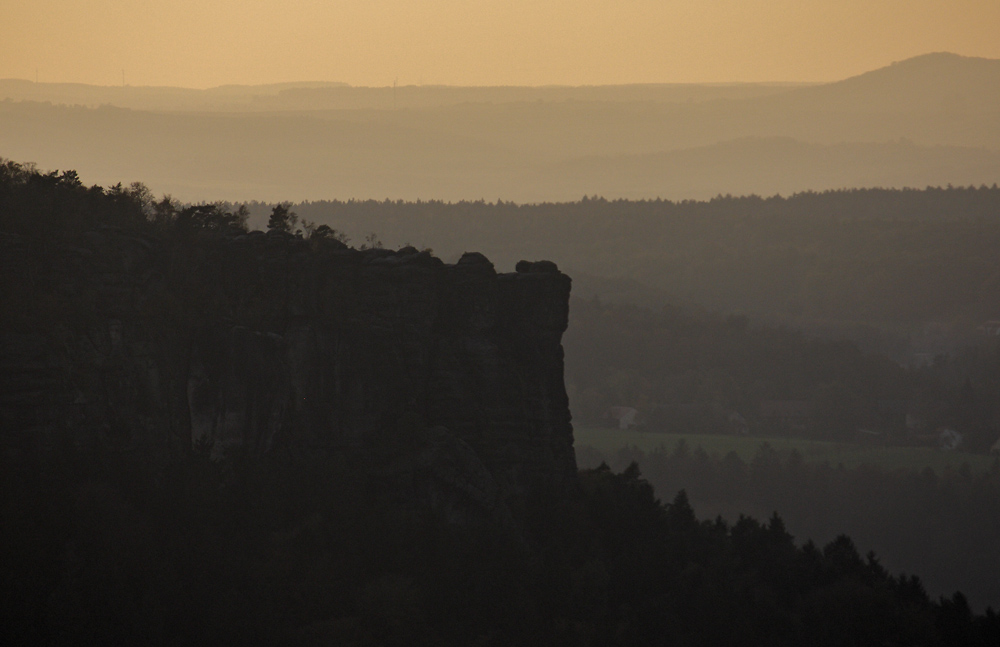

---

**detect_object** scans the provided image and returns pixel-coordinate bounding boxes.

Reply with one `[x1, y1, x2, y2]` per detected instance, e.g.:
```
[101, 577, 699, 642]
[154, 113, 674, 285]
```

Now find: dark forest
[3, 159, 1000, 645]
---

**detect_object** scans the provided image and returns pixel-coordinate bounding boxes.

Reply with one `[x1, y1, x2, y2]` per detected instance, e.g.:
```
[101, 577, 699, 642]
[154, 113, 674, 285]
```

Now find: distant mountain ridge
[767, 52, 1000, 113]
[2, 52, 997, 113]
[0, 79, 353, 112]
[542, 137, 1000, 201]
[1, 52, 998, 202]
[0, 77, 805, 112]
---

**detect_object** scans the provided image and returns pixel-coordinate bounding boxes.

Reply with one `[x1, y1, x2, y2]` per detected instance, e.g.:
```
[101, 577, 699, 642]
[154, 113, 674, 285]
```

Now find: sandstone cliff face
[0, 229, 576, 514]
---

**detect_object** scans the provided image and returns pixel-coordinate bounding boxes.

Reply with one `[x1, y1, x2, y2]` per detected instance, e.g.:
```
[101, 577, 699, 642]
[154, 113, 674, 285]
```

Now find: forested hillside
[564, 297, 1000, 450]
[4, 158, 1000, 644]
[254, 185, 1000, 333]
[576, 440, 1000, 613]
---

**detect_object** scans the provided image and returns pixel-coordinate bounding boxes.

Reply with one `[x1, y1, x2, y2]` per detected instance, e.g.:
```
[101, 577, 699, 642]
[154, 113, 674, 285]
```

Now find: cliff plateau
[0, 228, 577, 522]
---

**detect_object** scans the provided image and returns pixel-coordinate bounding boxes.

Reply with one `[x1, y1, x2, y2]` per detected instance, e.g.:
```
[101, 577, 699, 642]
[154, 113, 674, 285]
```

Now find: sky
[2, 0, 999, 88]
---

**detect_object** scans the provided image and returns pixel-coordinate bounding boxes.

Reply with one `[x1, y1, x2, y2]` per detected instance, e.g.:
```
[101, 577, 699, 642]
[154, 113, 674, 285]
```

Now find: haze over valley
[3, 52, 999, 202]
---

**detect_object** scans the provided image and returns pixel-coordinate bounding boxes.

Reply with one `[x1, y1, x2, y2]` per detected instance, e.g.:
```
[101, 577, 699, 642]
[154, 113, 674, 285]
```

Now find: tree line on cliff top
[260, 185, 1000, 326]
[8, 157, 1000, 329]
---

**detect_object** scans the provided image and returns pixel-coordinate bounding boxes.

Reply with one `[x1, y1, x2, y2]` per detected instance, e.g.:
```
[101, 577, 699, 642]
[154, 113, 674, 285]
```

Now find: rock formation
[0, 228, 577, 519]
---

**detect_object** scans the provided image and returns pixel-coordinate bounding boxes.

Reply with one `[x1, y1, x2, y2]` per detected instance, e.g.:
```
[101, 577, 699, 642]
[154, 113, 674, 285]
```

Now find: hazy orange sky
[3, 0, 999, 87]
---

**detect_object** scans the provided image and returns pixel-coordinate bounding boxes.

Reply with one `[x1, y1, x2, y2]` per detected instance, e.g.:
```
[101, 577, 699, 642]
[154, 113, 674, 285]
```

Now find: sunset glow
[3, 0, 999, 87]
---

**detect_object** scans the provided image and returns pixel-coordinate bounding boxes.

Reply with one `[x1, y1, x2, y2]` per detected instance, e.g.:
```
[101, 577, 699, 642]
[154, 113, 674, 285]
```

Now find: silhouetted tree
[267, 203, 297, 232]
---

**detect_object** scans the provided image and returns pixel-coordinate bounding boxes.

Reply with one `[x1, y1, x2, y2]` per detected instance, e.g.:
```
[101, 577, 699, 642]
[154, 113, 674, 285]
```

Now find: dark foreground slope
[2, 160, 999, 645]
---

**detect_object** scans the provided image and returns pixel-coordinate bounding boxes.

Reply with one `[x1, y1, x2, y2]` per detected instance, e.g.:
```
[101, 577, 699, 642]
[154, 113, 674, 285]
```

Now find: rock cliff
[0, 229, 577, 518]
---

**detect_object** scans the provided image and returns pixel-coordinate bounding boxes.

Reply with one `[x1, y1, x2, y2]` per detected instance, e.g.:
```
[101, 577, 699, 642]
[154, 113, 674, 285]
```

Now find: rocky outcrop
[0, 228, 576, 513]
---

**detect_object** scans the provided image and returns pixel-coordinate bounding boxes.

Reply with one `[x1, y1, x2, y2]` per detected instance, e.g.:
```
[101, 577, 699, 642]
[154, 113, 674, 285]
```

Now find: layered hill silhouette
[0, 78, 805, 112]
[544, 137, 1000, 201]
[761, 52, 1000, 113]
[1, 52, 998, 202]
[0, 79, 352, 112]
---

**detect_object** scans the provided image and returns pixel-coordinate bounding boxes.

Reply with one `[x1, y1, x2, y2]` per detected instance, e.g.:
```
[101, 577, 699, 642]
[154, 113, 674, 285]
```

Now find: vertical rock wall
[0, 229, 577, 504]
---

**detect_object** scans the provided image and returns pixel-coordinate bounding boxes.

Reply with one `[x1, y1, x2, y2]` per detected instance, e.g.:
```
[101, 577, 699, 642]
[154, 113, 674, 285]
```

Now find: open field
[574, 426, 999, 475]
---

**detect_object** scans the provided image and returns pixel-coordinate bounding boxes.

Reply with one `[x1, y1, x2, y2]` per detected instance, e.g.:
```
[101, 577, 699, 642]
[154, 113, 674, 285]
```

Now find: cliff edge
[0, 228, 577, 519]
